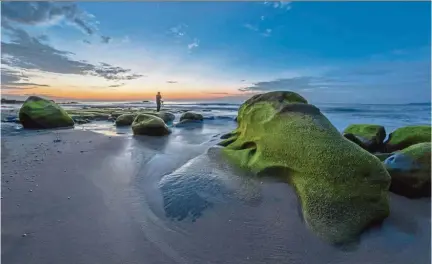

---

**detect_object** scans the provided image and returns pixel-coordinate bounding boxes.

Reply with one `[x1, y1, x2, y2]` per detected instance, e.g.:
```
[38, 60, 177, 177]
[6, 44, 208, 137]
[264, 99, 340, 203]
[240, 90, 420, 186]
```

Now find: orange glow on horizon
[3, 86, 243, 101]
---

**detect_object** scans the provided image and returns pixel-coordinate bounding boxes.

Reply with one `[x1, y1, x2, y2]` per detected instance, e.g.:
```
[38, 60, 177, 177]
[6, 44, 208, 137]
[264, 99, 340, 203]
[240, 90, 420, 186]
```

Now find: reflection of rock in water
[159, 146, 262, 221]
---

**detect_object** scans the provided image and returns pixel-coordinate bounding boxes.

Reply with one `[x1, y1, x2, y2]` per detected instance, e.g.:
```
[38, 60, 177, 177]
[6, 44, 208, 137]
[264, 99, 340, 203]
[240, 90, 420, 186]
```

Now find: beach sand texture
[1, 128, 430, 264]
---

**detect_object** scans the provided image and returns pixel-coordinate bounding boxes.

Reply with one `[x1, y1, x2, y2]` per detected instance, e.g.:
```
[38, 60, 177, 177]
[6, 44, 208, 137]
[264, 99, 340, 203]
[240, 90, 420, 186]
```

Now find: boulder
[219, 91, 391, 244]
[19, 96, 74, 129]
[385, 142, 431, 198]
[115, 114, 137, 126]
[132, 114, 170, 136]
[180, 112, 203, 122]
[343, 124, 386, 152]
[145, 111, 175, 124]
[385, 125, 431, 152]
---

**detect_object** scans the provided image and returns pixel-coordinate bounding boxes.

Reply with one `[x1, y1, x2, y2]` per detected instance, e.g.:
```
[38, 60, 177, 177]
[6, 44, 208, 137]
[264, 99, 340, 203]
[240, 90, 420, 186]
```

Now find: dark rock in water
[385, 142, 431, 198]
[180, 111, 204, 122]
[219, 90, 391, 244]
[19, 96, 74, 129]
[385, 125, 431, 153]
[132, 114, 170, 136]
[343, 124, 386, 153]
[73, 118, 91, 125]
[175, 119, 204, 127]
[202, 109, 212, 112]
[2, 116, 20, 123]
[1, 98, 25, 104]
[115, 114, 137, 126]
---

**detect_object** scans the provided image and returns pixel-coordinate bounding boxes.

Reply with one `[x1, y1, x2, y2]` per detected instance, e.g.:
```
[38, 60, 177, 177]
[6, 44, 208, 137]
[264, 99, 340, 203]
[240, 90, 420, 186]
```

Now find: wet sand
[1, 128, 431, 264]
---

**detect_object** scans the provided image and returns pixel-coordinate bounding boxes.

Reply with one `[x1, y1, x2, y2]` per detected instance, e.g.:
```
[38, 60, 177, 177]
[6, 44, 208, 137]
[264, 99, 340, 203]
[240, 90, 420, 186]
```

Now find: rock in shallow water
[343, 124, 386, 152]
[19, 96, 74, 129]
[180, 112, 203, 122]
[385, 125, 431, 152]
[132, 114, 171, 136]
[115, 114, 137, 126]
[385, 142, 431, 198]
[218, 91, 391, 244]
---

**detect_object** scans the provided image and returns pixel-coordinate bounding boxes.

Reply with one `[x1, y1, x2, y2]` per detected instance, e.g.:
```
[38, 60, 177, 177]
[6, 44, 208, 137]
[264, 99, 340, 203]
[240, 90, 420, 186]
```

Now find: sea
[1, 101, 430, 137]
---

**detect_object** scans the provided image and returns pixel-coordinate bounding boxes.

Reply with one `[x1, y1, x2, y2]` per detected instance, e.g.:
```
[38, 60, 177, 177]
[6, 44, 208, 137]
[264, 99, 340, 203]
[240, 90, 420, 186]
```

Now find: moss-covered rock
[132, 114, 170, 136]
[385, 125, 431, 152]
[343, 124, 386, 152]
[144, 111, 175, 124]
[385, 142, 431, 198]
[180, 112, 203, 122]
[115, 114, 137, 126]
[19, 96, 74, 129]
[374, 152, 393, 162]
[219, 91, 391, 244]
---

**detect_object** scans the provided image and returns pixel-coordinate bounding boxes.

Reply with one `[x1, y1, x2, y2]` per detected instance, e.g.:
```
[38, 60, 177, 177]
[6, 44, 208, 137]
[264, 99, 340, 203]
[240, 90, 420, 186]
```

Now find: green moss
[180, 112, 203, 122]
[115, 114, 137, 126]
[220, 91, 390, 244]
[142, 111, 175, 124]
[132, 114, 170, 136]
[374, 153, 393, 161]
[344, 124, 386, 144]
[19, 96, 74, 129]
[386, 125, 431, 152]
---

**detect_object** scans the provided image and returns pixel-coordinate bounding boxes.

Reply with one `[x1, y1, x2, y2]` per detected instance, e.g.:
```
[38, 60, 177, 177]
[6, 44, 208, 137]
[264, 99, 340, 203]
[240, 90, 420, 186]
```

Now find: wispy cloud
[243, 23, 259, 32]
[1, 67, 50, 90]
[187, 38, 200, 51]
[264, 1, 292, 10]
[101, 36, 112, 44]
[108, 83, 125, 88]
[261, 28, 272, 37]
[166, 80, 178, 84]
[170, 24, 188, 37]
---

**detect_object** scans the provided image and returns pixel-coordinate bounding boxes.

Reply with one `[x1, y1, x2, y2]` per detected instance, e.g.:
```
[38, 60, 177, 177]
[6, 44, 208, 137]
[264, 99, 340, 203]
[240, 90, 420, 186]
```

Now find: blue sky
[1, 1, 431, 103]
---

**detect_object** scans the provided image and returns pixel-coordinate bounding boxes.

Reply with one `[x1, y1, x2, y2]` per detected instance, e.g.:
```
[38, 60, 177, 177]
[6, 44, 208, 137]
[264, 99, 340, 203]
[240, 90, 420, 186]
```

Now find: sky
[1, 1, 431, 103]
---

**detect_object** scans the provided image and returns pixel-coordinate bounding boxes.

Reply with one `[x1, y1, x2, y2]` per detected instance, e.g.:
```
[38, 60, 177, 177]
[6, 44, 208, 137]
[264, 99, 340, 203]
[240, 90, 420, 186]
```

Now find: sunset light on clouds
[1, 1, 430, 103]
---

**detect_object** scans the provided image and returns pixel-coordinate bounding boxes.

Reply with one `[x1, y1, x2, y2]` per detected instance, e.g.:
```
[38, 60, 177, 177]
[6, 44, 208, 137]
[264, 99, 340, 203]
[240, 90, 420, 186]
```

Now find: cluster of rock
[15, 96, 204, 136]
[218, 91, 430, 244]
[343, 124, 431, 198]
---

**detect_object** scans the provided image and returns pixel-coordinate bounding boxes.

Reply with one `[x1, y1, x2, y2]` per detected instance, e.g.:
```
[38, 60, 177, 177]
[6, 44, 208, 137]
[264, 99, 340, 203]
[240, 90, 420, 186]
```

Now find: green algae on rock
[19, 96, 75, 129]
[115, 114, 137, 126]
[132, 114, 171, 136]
[385, 125, 431, 152]
[343, 124, 386, 152]
[144, 111, 175, 124]
[385, 142, 431, 198]
[180, 112, 203, 122]
[219, 91, 391, 244]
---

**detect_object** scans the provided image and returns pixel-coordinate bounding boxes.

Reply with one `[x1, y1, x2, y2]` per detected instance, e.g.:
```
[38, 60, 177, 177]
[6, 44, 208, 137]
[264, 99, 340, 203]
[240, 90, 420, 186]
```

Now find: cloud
[82, 39, 91, 44]
[243, 24, 259, 32]
[108, 83, 125, 88]
[187, 38, 200, 50]
[101, 35, 112, 44]
[261, 28, 272, 37]
[1, 22, 144, 82]
[239, 58, 431, 103]
[1, 2, 99, 36]
[202, 92, 230, 95]
[166, 80, 178, 84]
[1, 67, 50, 89]
[170, 24, 188, 37]
[264, 1, 292, 10]
[260, 16, 265, 21]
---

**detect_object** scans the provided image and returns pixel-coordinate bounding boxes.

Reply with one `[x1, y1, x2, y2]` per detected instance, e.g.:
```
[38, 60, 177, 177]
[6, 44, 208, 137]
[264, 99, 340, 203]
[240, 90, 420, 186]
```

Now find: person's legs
[157, 103, 161, 112]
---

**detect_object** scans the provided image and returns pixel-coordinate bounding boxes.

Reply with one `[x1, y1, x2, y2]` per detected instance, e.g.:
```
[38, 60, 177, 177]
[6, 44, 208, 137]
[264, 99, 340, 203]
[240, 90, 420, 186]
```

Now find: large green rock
[343, 124, 386, 152]
[19, 96, 74, 129]
[180, 112, 203, 122]
[219, 91, 391, 244]
[385, 125, 431, 152]
[384, 142, 431, 198]
[132, 114, 170, 136]
[115, 114, 137, 126]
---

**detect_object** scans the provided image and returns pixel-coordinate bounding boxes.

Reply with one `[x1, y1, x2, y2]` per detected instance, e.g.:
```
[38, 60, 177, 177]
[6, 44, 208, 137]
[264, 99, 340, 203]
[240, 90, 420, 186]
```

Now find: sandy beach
[1, 125, 430, 264]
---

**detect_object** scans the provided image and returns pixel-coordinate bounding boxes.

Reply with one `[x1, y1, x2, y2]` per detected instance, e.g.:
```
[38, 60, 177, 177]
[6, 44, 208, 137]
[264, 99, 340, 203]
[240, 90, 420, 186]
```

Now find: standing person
[156, 92, 162, 112]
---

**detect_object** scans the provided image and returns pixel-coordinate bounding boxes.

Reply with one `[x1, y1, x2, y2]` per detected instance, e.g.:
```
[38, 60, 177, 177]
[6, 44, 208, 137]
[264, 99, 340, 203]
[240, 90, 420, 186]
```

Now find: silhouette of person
[156, 92, 162, 112]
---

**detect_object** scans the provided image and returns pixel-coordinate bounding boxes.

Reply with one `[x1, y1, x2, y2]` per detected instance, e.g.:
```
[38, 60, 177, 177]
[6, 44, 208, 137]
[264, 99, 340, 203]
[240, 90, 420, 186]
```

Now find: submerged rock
[385, 125, 431, 152]
[19, 96, 74, 129]
[132, 114, 170, 136]
[343, 124, 386, 152]
[180, 112, 203, 122]
[385, 142, 431, 198]
[219, 91, 391, 244]
[115, 114, 137, 126]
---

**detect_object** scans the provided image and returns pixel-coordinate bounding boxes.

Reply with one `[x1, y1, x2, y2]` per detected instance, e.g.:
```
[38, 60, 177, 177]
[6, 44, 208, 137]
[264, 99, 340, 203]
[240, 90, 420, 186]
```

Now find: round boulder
[19, 96, 74, 129]
[115, 114, 137, 126]
[132, 114, 171, 136]
[385, 125, 431, 152]
[343, 124, 386, 152]
[180, 112, 203, 122]
[385, 142, 431, 198]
